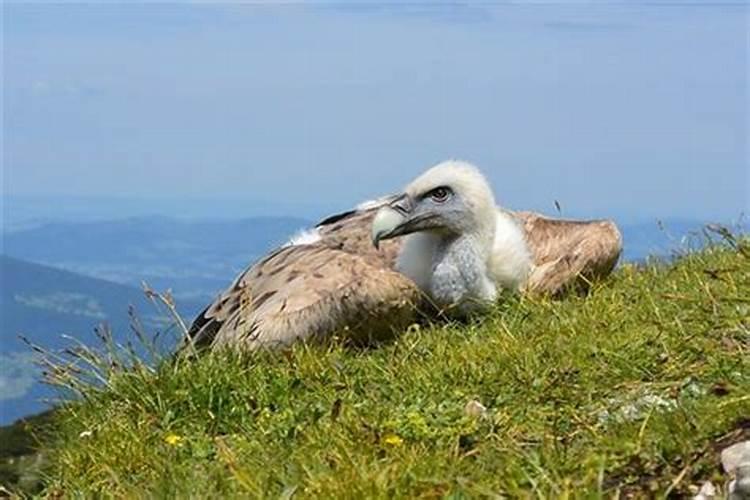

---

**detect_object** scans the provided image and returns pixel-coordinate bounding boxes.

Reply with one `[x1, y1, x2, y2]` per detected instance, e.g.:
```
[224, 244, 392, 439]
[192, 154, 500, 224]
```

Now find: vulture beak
[371, 194, 414, 249]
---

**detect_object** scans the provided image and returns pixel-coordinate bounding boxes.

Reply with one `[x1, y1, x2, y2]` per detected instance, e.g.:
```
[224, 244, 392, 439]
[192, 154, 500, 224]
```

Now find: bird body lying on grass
[187, 160, 622, 351]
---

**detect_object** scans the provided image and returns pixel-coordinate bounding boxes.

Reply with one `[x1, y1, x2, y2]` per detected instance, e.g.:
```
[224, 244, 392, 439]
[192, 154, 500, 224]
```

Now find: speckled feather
[188, 202, 418, 351]
[514, 211, 622, 295]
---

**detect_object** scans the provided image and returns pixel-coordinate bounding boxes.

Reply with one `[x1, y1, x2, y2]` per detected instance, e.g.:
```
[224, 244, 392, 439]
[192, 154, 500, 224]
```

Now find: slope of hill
[0, 256, 203, 424]
[9, 237, 748, 496]
[3, 216, 311, 303]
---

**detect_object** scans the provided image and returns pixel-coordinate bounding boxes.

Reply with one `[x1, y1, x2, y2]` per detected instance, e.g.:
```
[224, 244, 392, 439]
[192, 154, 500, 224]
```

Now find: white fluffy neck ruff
[284, 227, 322, 247]
[487, 209, 532, 292]
[396, 232, 441, 292]
[396, 211, 531, 294]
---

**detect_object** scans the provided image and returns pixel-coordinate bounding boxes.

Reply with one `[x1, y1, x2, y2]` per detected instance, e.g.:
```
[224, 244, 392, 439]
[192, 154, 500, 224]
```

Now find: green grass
[16, 237, 750, 497]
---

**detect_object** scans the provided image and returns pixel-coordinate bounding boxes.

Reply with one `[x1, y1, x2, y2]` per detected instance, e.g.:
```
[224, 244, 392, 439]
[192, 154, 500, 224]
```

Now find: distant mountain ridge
[3, 215, 311, 303]
[2, 195, 338, 233]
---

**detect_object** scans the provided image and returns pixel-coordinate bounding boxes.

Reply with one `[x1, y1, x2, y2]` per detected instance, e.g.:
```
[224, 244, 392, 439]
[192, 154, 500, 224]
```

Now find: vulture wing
[315, 202, 402, 269]
[188, 205, 419, 351]
[513, 211, 622, 296]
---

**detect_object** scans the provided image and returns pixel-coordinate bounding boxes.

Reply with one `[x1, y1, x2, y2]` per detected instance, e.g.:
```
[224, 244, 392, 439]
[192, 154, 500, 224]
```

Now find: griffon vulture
[187, 161, 621, 351]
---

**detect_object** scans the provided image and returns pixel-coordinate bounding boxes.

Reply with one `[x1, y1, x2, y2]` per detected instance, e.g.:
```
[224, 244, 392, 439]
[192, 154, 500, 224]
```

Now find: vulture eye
[429, 187, 451, 203]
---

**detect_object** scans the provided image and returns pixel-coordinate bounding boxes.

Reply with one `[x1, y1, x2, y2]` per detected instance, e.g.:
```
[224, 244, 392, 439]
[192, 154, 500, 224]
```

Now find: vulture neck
[396, 215, 498, 312]
[487, 209, 532, 292]
[396, 209, 531, 312]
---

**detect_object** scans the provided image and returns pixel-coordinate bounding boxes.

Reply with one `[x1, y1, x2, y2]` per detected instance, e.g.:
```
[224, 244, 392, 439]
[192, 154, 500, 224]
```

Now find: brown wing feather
[513, 211, 622, 295]
[315, 203, 401, 268]
[188, 200, 412, 352]
[189, 243, 420, 351]
[188, 246, 291, 348]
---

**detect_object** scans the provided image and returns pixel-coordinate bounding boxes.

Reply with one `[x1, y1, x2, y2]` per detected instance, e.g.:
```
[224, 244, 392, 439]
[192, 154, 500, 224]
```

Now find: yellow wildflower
[383, 434, 403, 446]
[164, 433, 183, 446]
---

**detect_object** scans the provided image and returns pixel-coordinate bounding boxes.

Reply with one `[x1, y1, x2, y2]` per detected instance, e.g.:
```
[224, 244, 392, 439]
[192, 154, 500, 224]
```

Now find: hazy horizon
[4, 192, 746, 233]
[3, 2, 748, 225]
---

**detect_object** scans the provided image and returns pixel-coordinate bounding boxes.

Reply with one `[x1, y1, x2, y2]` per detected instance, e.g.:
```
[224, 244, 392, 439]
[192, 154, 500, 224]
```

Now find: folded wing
[513, 211, 622, 296]
[188, 234, 420, 351]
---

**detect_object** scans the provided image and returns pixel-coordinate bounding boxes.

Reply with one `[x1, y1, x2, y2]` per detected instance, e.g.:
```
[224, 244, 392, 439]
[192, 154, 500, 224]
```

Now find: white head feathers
[404, 160, 497, 238]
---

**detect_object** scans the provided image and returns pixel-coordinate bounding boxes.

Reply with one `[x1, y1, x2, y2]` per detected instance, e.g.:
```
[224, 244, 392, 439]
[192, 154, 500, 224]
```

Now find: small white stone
[722, 441, 750, 474]
[722, 441, 750, 500]
[728, 466, 750, 500]
[693, 481, 716, 500]
[464, 399, 487, 418]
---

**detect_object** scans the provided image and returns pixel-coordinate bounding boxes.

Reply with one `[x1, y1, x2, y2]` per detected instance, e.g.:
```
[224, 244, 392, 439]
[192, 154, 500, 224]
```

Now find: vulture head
[371, 160, 529, 313]
[371, 161, 496, 247]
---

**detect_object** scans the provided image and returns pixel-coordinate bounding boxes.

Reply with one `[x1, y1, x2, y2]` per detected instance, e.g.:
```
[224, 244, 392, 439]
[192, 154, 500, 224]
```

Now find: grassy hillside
[8, 235, 750, 497]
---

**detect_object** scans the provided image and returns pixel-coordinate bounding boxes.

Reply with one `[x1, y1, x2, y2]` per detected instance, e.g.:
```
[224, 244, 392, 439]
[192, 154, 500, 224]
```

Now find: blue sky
[3, 2, 748, 223]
